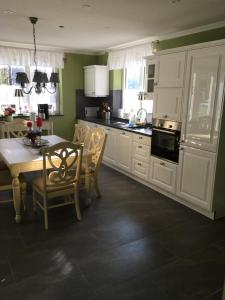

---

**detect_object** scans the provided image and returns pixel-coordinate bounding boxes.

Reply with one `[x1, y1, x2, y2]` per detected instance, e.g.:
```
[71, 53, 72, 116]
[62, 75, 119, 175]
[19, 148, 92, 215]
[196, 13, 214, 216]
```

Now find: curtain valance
[0, 46, 64, 68]
[107, 43, 152, 70]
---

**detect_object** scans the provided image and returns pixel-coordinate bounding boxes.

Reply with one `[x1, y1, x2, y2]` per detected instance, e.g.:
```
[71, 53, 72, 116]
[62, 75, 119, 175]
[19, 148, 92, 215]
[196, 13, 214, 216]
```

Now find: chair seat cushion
[32, 176, 75, 193]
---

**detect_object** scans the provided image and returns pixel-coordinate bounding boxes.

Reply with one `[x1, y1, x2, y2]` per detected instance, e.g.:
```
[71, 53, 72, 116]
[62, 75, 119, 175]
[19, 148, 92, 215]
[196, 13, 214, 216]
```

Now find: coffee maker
[38, 104, 49, 120]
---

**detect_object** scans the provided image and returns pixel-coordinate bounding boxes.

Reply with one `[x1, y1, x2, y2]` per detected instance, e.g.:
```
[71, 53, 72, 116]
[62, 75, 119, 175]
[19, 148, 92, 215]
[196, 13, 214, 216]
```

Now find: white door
[103, 127, 118, 165]
[117, 131, 132, 172]
[153, 87, 182, 121]
[84, 67, 95, 97]
[177, 146, 216, 211]
[182, 46, 225, 152]
[157, 52, 186, 87]
[149, 156, 177, 194]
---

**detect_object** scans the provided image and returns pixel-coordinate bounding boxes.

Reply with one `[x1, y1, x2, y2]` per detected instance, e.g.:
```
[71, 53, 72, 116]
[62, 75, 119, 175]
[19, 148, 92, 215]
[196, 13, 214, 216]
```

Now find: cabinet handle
[138, 145, 143, 149]
[154, 82, 158, 86]
[180, 147, 184, 151]
[137, 162, 142, 166]
[164, 115, 168, 118]
[160, 162, 165, 166]
[122, 132, 126, 135]
[139, 136, 143, 140]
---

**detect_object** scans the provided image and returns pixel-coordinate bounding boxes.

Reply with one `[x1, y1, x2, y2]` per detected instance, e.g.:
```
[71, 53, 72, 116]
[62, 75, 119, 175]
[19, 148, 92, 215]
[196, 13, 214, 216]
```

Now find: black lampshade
[50, 72, 59, 84]
[32, 70, 43, 83]
[16, 72, 30, 86]
[42, 72, 49, 83]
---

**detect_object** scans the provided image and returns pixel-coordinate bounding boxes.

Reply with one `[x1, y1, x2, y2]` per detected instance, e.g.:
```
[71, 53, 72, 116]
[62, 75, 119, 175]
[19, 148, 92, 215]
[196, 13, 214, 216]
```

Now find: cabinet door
[132, 141, 150, 162]
[157, 52, 186, 87]
[103, 127, 118, 165]
[153, 87, 182, 121]
[182, 46, 225, 152]
[95, 67, 109, 97]
[177, 146, 216, 211]
[132, 159, 149, 181]
[145, 59, 158, 100]
[84, 68, 95, 97]
[117, 131, 132, 172]
[149, 156, 177, 194]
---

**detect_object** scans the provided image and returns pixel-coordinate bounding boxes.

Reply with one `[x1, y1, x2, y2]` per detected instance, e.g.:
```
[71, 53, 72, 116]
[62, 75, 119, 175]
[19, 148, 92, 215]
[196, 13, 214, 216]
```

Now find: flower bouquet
[4, 106, 15, 121]
[26, 121, 41, 144]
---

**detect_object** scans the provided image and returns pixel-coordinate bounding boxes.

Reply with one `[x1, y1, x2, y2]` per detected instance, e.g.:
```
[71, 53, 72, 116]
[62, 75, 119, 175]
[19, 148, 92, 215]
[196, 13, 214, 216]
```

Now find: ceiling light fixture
[16, 17, 59, 95]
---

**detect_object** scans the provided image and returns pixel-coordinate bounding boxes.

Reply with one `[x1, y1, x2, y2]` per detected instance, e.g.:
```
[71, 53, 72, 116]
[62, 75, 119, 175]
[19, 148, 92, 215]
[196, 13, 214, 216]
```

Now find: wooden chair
[72, 124, 90, 149]
[81, 127, 107, 205]
[4, 118, 28, 138]
[32, 141, 83, 230]
[0, 169, 27, 209]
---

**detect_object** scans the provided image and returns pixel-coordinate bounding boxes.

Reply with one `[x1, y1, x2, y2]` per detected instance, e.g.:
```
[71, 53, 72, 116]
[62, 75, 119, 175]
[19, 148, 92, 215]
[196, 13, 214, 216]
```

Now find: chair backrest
[88, 127, 107, 172]
[5, 118, 28, 138]
[41, 141, 83, 191]
[73, 124, 90, 149]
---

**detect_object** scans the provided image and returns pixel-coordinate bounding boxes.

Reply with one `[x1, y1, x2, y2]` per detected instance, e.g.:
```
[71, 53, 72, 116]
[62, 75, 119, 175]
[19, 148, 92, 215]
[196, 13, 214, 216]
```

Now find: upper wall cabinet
[144, 59, 158, 100]
[181, 46, 225, 152]
[84, 65, 109, 97]
[157, 52, 186, 87]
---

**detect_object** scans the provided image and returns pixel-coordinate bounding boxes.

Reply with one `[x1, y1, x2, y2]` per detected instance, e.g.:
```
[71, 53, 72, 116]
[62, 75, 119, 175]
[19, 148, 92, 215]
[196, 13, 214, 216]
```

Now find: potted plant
[4, 106, 15, 122]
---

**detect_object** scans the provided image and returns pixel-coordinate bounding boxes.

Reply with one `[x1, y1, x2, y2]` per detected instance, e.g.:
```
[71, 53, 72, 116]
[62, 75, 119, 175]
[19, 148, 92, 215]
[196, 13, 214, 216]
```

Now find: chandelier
[16, 17, 59, 95]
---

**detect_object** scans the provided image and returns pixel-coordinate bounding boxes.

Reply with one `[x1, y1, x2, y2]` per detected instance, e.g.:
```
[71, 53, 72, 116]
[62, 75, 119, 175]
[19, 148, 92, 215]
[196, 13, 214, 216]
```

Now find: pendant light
[16, 17, 59, 95]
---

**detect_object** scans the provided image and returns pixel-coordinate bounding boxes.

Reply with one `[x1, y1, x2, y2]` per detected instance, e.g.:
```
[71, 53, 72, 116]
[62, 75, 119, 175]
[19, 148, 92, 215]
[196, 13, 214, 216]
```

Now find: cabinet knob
[154, 82, 158, 86]
[139, 136, 143, 140]
[138, 145, 143, 149]
[180, 147, 184, 151]
[137, 162, 142, 166]
[122, 132, 125, 135]
[160, 162, 165, 166]
[164, 115, 168, 118]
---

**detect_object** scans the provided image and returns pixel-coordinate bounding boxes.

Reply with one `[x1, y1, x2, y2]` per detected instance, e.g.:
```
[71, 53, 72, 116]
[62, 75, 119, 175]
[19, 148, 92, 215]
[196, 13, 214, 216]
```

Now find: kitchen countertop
[79, 117, 152, 137]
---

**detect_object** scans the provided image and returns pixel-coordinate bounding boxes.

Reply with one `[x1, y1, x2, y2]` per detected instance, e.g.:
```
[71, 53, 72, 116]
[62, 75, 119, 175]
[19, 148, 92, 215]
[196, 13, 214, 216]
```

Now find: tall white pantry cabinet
[149, 41, 225, 219]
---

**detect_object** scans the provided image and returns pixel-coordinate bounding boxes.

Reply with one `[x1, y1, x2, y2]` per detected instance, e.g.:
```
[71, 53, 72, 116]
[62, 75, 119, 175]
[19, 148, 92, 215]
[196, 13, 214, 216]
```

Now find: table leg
[12, 175, 22, 223]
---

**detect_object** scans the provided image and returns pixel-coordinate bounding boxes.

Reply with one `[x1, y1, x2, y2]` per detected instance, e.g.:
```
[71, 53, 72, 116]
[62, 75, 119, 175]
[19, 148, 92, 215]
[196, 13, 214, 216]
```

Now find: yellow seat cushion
[32, 176, 75, 193]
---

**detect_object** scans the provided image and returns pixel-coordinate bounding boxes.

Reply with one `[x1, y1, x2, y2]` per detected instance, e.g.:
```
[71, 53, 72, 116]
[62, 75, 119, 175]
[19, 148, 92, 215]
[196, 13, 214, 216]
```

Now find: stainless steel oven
[151, 119, 181, 163]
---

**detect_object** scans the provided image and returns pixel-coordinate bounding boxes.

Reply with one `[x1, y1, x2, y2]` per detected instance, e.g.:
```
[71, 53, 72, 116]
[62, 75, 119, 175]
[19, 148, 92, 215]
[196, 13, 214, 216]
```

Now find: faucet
[136, 108, 147, 124]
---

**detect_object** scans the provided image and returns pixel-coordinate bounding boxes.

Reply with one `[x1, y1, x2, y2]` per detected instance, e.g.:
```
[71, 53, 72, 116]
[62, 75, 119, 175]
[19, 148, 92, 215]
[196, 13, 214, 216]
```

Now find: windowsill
[0, 113, 64, 120]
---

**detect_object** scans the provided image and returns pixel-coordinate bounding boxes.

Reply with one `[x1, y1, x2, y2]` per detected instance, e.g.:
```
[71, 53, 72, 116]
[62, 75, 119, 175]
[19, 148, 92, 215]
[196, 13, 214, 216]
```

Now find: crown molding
[107, 20, 225, 51]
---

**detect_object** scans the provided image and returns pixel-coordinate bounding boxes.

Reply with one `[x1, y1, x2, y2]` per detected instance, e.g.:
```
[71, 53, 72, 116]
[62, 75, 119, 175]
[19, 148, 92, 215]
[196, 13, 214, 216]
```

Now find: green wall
[53, 53, 97, 140]
[153, 26, 225, 51]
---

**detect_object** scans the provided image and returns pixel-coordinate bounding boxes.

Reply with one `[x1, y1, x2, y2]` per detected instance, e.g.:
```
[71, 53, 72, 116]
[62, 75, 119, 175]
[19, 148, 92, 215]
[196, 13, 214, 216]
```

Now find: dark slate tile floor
[0, 165, 225, 300]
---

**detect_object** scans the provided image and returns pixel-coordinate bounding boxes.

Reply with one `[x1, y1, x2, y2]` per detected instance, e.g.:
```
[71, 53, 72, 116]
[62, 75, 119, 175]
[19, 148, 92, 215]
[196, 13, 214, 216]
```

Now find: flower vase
[6, 115, 13, 122]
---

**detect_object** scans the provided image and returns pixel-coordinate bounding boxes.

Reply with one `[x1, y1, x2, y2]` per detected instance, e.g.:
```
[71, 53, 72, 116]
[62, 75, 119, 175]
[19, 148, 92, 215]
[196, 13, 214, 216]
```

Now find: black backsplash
[76, 89, 122, 119]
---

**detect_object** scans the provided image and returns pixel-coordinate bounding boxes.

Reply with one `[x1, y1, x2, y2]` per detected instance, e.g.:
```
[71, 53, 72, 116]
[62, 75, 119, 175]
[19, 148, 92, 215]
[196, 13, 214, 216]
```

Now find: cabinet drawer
[133, 134, 151, 146]
[132, 142, 150, 162]
[132, 159, 149, 181]
[149, 156, 177, 194]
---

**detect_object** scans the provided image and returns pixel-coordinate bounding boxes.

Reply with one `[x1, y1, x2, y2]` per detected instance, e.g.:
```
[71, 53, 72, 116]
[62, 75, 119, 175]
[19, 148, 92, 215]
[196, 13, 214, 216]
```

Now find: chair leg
[32, 189, 37, 213]
[21, 182, 27, 211]
[74, 187, 81, 221]
[94, 174, 101, 198]
[43, 197, 48, 230]
[85, 175, 92, 206]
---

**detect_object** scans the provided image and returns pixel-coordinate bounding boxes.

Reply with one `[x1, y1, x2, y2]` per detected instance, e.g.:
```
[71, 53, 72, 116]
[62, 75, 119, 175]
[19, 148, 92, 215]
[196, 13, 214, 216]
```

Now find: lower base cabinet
[117, 131, 132, 172]
[103, 127, 118, 165]
[176, 146, 216, 211]
[132, 158, 149, 181]
[149, 156, 177, 194]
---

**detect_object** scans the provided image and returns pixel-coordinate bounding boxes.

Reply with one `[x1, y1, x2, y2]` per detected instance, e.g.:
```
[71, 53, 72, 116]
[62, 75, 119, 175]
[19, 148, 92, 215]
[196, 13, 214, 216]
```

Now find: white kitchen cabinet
[177, 146, 216, 211]
[153, 87, 182, 121]
[132, 134, 151, 180]
[157, 52, 186, 87]
[144, 59, 158, 100]
[103, 127, 118, 165]
[149, 156, 177, 194]
[181, 46, 225, 152]
[84, 65, 109, 97]
[117, 130, 132, 172]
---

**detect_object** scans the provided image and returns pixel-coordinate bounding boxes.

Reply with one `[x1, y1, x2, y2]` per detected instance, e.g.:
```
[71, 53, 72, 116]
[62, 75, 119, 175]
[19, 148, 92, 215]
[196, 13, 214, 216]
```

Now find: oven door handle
[153, 128, 177, 135]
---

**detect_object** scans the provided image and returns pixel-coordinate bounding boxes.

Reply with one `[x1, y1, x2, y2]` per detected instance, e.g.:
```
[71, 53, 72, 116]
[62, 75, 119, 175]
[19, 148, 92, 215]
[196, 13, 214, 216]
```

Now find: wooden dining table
[0, 135, 92, 223]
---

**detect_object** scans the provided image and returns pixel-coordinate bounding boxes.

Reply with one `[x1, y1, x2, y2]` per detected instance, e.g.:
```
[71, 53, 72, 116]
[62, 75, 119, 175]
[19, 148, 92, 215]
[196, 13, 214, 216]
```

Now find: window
[0, 65, 59, 115]
[123, 65, 153, 115]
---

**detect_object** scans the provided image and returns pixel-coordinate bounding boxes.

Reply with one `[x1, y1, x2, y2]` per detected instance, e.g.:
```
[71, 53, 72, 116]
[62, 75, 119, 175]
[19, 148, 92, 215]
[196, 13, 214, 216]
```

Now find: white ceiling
[0, 0, 225, 53]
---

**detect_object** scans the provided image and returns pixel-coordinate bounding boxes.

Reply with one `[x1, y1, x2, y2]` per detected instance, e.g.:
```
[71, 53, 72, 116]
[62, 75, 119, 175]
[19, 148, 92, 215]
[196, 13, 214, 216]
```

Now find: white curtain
[0, 46, 64, 68]
[107, 43, 152, 70]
